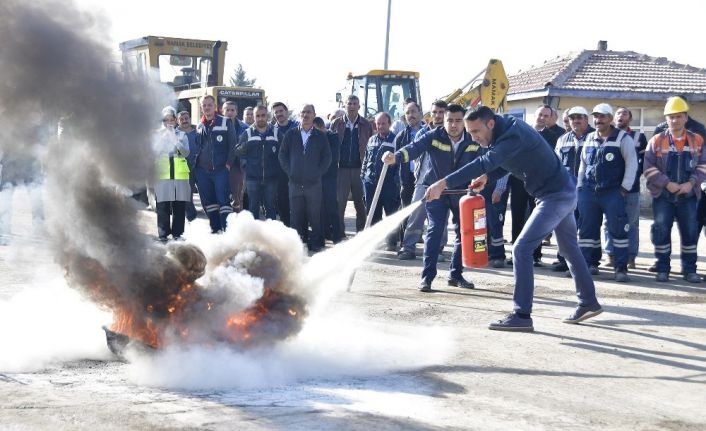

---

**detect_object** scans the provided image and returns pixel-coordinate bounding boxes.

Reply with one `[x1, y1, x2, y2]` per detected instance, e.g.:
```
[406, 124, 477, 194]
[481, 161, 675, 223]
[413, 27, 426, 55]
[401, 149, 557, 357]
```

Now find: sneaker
[551, 261, 568, 272]
[614, 271, 629, 283]
[648, 262, 658, 273]
[448, 277, 474, 289]
[419, 280, 432, 292]
[398, 251, 416, 260]
[562, 303, 603, 324]
[605, 255, 615, 268]
[684, 273, 702, 283]
[588, 265, 599, 275]
[655, 272, 669, 282]
[628, 257, 636, 269]
[488, 313, 534, 332]
[490, 258, 505, 268]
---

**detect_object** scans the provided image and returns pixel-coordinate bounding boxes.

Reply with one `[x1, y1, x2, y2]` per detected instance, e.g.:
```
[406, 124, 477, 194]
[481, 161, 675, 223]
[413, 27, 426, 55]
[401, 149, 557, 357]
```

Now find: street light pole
[384, 0, 391, 70]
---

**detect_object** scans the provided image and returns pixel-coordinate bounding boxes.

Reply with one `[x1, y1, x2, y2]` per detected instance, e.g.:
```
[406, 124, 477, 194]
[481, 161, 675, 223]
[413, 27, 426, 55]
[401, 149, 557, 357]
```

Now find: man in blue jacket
[234, 105, 280, 220]
[423, 107, 603, 332]
[194, 95, 238, 233]
[382, 104, 477, 293]
[362, 112, 400, 250]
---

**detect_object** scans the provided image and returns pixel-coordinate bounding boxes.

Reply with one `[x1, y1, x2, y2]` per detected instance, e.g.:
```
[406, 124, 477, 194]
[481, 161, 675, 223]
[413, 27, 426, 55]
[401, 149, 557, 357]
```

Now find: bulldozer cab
[339, 70, 421, 122]
[120, 36, 266, 122]
[119, 36, 225, 90]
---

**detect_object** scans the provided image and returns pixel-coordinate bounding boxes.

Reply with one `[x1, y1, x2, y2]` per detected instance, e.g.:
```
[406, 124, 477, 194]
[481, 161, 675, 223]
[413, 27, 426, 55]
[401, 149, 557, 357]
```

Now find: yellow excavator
[337, 69, 422, 123]
[119, 36, 267, 121]
[441, 59, 509, 112]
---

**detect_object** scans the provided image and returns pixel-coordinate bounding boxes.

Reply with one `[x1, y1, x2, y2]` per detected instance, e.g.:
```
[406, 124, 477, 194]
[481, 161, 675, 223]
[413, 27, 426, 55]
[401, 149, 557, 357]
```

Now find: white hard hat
[567, 106, 589, 117]
[591, 103, 613, 116]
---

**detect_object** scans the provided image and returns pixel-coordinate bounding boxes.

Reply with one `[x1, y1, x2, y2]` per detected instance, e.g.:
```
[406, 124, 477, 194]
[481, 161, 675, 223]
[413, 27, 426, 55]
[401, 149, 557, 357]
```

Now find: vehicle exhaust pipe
[209, 41, 221, 87]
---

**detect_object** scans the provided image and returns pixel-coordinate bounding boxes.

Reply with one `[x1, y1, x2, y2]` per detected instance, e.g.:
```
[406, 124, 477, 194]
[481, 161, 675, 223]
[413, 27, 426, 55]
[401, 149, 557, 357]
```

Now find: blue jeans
[401, 183, 446, 254]
[604, 191, 639, 258]
[578, 188, 629, 271]
[651, 193, 698, 274]
[423, 197, 462, 282]
[194, 167, 232, 233]
[513, 179, 598, 315]
[246, 179, 277, 220]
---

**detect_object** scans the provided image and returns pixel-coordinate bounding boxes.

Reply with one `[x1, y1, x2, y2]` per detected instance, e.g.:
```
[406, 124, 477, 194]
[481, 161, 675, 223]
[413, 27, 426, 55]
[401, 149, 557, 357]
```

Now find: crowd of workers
[152, 93, 706, 280]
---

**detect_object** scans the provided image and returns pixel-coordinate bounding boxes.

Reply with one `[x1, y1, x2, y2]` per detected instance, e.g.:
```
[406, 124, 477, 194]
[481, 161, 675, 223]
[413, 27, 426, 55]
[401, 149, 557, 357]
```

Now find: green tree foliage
[229, 64, 256, 87]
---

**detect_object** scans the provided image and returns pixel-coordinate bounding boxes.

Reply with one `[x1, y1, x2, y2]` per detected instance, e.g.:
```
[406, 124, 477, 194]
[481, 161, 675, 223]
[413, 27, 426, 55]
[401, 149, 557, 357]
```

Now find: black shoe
[448, 277, 474, 289]
[398, 251, 416, 260]
[505, 258, 513, 267]
[648, 262, 657, 273]
[562, 303, 603, 324]
[419, 280, 432, 292]
[489, 258, 505, 268]
[551, 261, 568, 272]
[533, 259, 543, 267]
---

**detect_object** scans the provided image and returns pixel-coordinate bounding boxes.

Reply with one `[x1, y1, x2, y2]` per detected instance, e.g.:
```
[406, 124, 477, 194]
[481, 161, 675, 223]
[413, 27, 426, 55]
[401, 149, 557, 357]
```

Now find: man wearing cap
[551, 106, 594, 272]
[643, 96, 706, 283]
[577, 103, 637, 282]
[420, 107, 603, 332]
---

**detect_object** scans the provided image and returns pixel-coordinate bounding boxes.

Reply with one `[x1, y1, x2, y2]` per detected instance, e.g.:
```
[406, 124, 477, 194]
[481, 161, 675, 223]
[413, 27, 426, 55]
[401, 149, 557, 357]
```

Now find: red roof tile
[508, 50, 706, 96]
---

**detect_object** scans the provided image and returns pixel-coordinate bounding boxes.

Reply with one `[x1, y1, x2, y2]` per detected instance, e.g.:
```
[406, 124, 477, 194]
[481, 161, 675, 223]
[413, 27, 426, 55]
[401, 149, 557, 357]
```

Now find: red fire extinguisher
[459, 189, 488, 268]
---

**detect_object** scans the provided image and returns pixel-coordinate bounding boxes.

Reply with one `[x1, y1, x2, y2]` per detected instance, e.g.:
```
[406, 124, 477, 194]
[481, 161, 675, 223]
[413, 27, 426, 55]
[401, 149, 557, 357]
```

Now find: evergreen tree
[229, 64, 256, 87]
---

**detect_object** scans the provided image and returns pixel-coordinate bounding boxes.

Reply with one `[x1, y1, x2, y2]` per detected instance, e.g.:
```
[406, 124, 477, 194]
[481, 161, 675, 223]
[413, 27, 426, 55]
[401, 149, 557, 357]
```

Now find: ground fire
[63, 241, 307, 354]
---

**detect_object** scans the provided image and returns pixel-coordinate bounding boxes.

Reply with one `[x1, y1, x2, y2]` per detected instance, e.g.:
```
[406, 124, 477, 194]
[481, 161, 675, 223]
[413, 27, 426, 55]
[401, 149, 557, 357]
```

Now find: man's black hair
[446, 104, 466, 115]
[431, 100, 448, 109]
[313, 116, 325, 128]
[271, 101, 288, 111]
[464, 106, 495, 122]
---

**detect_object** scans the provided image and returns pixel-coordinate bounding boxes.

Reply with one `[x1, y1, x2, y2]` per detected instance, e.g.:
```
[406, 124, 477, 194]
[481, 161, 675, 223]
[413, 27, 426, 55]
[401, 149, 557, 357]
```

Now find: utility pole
[384, 0, 391, 70]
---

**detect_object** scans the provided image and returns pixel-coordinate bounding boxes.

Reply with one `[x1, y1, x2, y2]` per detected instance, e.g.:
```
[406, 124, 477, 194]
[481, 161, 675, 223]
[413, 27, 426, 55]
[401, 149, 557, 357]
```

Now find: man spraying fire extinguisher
[424, 107, 604, 332]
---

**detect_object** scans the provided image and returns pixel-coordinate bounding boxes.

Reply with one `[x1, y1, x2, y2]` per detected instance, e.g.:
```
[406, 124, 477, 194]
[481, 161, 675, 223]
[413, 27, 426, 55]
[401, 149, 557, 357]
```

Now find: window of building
[506, 108, 525, 122]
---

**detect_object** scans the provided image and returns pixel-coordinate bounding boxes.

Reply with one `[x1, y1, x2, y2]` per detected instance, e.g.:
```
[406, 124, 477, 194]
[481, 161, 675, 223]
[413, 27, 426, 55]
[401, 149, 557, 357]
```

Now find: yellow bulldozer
[338, 59, 508, 125]
[119, 35, 266, 121]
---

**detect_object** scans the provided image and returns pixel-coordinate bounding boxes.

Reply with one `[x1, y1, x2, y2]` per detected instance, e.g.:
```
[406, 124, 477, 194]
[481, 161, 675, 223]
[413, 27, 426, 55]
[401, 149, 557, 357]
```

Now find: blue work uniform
[577, 127, 637, 272]
[395, 127, 483, 284]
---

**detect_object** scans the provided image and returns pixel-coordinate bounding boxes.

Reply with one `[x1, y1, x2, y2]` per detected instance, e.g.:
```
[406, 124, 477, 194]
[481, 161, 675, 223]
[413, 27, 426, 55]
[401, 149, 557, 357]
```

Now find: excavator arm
[442, 59, 509, 112]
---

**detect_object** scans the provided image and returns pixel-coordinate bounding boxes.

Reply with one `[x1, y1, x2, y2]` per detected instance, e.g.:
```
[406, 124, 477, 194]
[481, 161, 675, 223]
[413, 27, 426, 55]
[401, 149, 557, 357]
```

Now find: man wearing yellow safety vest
[153, 106, 191, 242]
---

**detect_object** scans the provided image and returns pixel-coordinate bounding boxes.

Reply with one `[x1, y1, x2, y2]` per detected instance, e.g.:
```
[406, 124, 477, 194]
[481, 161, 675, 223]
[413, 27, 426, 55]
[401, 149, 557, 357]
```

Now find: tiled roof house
[505, 41, 706, 134]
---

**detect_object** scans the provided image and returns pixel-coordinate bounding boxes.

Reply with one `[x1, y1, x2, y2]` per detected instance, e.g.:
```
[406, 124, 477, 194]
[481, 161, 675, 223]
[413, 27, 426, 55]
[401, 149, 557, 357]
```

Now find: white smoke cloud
[0, 279, 112, 373]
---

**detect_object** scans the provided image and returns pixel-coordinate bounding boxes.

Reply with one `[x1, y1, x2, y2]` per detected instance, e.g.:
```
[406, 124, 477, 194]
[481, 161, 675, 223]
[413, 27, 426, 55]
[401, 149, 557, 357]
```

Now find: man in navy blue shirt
[423, 107, 603, 332]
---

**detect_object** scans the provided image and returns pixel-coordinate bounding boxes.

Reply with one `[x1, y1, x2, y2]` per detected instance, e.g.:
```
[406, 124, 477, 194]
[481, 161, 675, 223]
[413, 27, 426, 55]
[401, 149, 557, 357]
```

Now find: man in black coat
[278, 104, 332, 252]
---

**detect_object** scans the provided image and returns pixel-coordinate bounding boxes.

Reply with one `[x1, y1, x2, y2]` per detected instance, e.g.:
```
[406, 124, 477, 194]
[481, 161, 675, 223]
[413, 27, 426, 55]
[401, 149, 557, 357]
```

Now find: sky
[76, 0, 706, 115]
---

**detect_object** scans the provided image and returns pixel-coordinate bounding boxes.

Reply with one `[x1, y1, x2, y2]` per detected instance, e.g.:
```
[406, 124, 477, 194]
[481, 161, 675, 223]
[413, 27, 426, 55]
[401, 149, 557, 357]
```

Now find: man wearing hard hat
[643, 96, 706, 283]
[577, 103, 638, 282]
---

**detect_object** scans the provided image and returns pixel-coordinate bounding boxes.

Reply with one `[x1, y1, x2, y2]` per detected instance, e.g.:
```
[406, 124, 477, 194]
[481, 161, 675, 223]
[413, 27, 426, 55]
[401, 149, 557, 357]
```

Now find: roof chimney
[597, 40, 608, 51]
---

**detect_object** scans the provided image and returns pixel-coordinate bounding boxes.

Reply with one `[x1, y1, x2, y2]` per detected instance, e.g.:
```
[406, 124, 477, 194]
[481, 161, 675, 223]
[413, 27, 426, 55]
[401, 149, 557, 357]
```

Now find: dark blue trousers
[651, 193, 698, 274]
[578, 188, 628, 271]
[423, 197, 462, 283]
[194, 167, 232, 233]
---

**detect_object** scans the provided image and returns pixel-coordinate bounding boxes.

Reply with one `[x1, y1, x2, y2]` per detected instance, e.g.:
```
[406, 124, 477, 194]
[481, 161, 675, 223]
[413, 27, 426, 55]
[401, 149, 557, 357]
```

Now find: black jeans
[290, 181, 323, 251]
[157, 201, 186, 239]
[509, 176, 542, 261]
